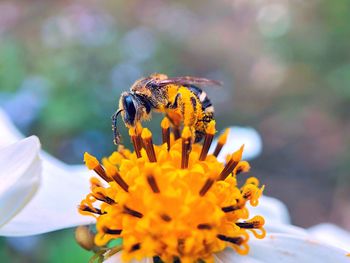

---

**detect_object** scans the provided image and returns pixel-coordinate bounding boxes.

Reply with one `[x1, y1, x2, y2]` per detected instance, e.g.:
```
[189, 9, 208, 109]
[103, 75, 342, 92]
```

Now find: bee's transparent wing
[155, 76, 222, 88]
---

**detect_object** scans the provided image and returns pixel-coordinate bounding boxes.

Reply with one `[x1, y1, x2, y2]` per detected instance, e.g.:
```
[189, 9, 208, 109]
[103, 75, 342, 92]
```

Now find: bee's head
[113, 92, 152, 145]
[119, 92, 138, 126]
[118, 92, 152, 126]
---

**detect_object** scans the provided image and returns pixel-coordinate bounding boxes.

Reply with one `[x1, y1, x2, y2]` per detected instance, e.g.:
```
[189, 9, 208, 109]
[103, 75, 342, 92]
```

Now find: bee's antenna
[112, 109, 123, 145]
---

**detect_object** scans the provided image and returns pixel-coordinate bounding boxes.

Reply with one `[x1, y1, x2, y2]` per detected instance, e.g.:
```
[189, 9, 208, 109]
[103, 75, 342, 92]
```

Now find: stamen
[217, 234, 243, 245]
[141, 128, 157, 162]
[147, 175, 160, 193]
[79, 204, 104, 215]
[103, 160, 129, 192]
[123, 205, 143, 218]
[130, 243, 141, 252]
[161, 117, 171, 151]
[113, 173, 130, 193]
[199, 120, 216, 161]
[117, 145, 128, 159]
[235, 161, 250, 175]
[173, 126, 181, 140]
[84, 152, 111, 182]
[129, 128, 142, 158]
[103, 227, 122, 235]
[181, 126, 192, 169]
[213, 128, 230, 157]
[218, 145, 244, 181]
[197, 224, 212, 230]
[160, 214, 172, 222]
[92, 192, 115, 204]
[236, 221, 259, 229]
[199, 178, 214, 196]
[221, 204, 240, 213]
[236, 216, 266, 239]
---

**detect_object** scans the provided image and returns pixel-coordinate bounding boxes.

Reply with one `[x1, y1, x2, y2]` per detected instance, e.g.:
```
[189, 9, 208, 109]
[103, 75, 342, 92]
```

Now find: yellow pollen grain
[141, 128, 152, 139]
[161, 117, 170, 129]
[181, 126, 192, 139]
[206, 120, 216, 135]
[84, 152, 99, 170]
[218, 128, 230, 145]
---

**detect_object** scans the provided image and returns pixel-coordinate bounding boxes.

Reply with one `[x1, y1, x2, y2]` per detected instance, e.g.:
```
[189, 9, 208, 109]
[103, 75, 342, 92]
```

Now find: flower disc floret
[79, 119, 265, 263]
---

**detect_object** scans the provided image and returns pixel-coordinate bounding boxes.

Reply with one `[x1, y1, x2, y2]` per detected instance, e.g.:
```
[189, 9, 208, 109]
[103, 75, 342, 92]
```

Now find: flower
[0, 108, 94, 236]
[0, 108, 349, 262]
[0, 136, 41, 228]
[80, 119, 265, 262]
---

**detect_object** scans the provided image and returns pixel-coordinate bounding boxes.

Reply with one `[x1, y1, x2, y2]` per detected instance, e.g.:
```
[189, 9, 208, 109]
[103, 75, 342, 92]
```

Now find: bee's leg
[166, 93, 182, 139]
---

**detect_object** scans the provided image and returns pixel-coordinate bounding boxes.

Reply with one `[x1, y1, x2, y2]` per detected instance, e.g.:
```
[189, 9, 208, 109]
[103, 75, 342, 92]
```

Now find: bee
[112, 73, 221, 144]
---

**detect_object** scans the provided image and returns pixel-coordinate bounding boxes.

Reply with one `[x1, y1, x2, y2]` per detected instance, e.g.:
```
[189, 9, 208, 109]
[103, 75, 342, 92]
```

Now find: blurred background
[0, 0, 349, 262]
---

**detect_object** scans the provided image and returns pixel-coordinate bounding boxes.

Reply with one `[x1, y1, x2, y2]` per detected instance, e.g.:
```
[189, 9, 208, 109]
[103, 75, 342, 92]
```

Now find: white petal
[210, 126, 262, 161]
[309, 223, 350, 251]
[0, 136, 41, 227]
[263, 221, 307, 236]
[0, 109, 23, 147]
[0, 151, 95, 236]
[104, 251, 151, 263]
[215, 233, 349, 263]
[248, 196, 291, 224]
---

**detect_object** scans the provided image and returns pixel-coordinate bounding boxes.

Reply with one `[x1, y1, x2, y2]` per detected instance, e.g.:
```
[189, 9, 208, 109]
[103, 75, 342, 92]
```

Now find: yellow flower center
[80, 118, 265, 263]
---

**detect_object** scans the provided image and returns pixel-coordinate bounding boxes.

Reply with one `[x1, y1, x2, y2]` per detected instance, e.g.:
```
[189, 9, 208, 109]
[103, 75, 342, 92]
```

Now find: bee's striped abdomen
[187, 85, 214, 113]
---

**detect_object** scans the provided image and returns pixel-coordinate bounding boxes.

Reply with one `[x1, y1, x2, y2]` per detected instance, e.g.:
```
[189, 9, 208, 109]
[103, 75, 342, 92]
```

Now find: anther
[181, 126, 192, 169]
[141, 128, 157, 162]
[84, 152, 111, 182]
[199, 120, 216, 161]
[221, 204, 240, 213]
[235, 161, 250, 175]
[129, 128, 142, 158]
[173, 126, 181, 140]
[160, 214, 172, 222]
[103, 161, 129, 192]
[123, 205, 143, 218]
[111, 171, 129, 192]
[147, 175, 160, 193]
[92, 192, 115, 204]
[79, 204, 104, 215]
[197, 224, 212, 230]
[103, 227, 122, 235]
[130, 243, 141, 252]
[217, 234, 244, 245]
[199, 178, 214, 196]
[218, 145, 244, 181]
[161, 117, 171, 150]
[213, 128, 230, 157]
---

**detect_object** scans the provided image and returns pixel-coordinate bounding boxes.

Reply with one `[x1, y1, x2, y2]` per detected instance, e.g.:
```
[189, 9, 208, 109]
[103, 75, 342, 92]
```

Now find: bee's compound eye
[124, 95, 136, 124]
